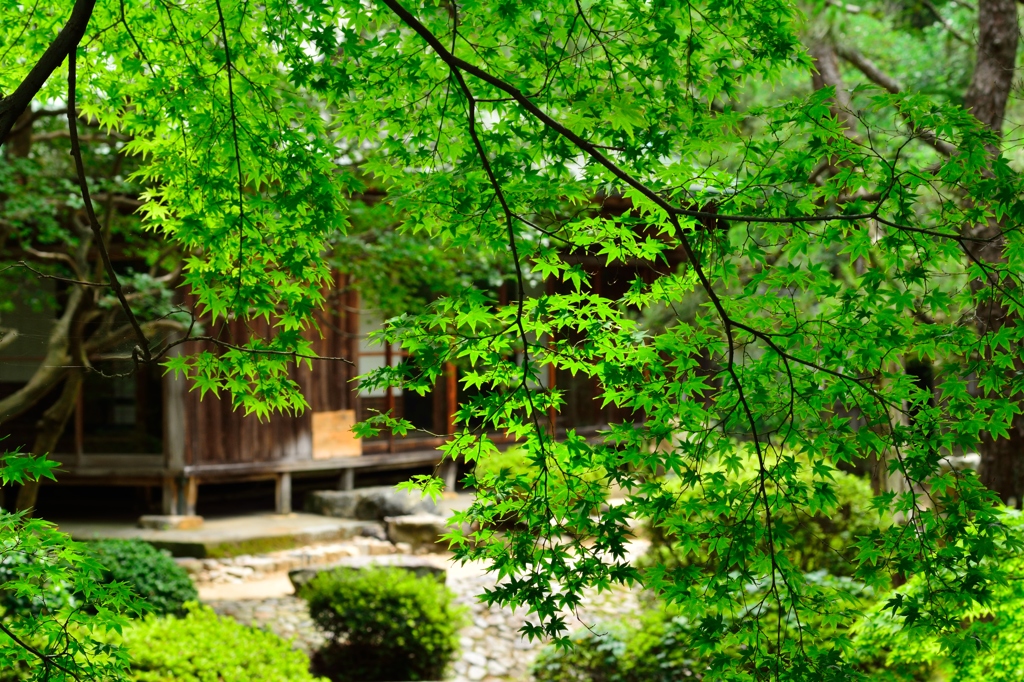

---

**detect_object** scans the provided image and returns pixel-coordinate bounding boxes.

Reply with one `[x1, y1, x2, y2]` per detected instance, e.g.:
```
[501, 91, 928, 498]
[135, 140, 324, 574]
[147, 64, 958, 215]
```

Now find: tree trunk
[964, 0, 1018, 134]
[0, 285, 84, 425]
[808, 37, 862, 143]
[15, 370, 84, 513]
[966, 211, 1024, 503]
[962, 0, 1021, 504]
[809, 39, 856, 129]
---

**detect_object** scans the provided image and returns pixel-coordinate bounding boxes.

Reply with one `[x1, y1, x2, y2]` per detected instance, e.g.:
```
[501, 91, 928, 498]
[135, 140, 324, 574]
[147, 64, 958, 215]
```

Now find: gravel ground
[199, 540, 648, 681]
[208, 596, 327, 654]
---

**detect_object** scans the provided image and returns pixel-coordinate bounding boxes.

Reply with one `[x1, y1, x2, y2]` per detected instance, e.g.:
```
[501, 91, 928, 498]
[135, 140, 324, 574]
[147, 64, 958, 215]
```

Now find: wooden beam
[182, 450, 441, 476]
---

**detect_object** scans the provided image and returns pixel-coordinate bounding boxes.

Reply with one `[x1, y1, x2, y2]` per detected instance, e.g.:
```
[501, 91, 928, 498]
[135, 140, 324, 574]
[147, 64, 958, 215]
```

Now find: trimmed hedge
[301, 566, 464, 682]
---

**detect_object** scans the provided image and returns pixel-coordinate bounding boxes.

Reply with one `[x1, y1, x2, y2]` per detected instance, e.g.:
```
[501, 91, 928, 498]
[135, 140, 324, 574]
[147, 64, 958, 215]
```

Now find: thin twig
[154, 334, 355, 366]
[5, 260, 108, 287]
[0, 621, 82, 682]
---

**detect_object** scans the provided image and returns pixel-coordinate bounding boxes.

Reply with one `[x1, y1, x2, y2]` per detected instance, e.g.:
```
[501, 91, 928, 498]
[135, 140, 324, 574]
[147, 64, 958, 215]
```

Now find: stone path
[209, 596, 327, 654]
[181, 535, 400, 584]
[194, 539, 648, 681]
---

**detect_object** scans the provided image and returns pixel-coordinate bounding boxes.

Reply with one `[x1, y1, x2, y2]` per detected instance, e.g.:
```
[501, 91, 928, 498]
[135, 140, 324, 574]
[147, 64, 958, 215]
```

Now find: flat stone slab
[306, 486, 442, 520]
[385, 513, 450, 552]
[58, 513, 380, 558]
[289, 554, 448, 591]
[138, 515, 204, 530]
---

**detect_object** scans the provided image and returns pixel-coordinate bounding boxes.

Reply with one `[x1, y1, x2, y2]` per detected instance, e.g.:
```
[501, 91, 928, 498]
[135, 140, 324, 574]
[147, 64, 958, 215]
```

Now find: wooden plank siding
[178, 273, 357, 468]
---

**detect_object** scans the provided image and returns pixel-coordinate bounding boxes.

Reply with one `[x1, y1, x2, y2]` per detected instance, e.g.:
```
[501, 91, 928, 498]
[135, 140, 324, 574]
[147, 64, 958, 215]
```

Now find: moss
[150, 530, 357, 559]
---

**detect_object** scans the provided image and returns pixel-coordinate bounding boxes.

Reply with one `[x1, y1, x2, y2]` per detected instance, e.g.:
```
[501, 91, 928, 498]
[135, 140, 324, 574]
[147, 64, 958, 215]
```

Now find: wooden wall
[177, 276, 359, 468]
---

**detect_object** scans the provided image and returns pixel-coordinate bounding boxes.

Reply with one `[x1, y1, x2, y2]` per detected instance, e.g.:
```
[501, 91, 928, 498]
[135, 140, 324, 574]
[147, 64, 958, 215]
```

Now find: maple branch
[0, 0, 96, 145]
[836, 45, 957, 157]
[381, 0, 955, 235]
[67, 47, 152, 363]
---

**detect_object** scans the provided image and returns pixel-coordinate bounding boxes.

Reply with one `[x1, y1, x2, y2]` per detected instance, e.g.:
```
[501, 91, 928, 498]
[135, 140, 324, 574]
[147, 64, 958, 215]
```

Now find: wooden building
[1, 254, 655, 516]
[0, 276, 467, 516]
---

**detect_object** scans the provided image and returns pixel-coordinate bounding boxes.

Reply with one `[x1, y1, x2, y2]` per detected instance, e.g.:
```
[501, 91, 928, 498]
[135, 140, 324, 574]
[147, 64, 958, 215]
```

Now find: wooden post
[161, 477, 179, 515]
[339, 468, 355, 491]
[275, 472, 292, 514]
[385, 342, 395, 453]
[164, 340, 187, 472]
[441, 458, 458, 492]
[445, 362, 457, 435]
[179, 476, 198, 516]
[344, 284, 360, 412]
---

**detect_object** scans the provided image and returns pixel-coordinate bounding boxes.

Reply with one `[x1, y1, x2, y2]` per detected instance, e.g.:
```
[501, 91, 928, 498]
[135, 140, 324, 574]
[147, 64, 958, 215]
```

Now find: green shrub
[640, 465, 885, 577]
[534, 573, 875, 682]
[531, 624, 631, 682]
[472, 446, 533, 480]
[469, 443, 610, 499]
[531, 609, 702, 682]
[123, 602, 324, 681]
[300, 566, 464, 682]
[851, 510, 1024, 682]
[0, 550, 76, 618]
[89, 539, 197, 616]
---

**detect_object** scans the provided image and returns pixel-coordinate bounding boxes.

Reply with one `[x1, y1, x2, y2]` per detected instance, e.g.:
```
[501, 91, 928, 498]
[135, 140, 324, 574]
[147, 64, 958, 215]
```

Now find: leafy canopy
[4, 0, 1024, 679]
[0, 450, 143, 682]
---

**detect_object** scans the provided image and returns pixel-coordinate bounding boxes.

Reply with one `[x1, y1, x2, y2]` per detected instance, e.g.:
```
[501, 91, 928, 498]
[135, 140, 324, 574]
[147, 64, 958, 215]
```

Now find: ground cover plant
[119, 603, 326, 682]
[4, 0, 1024, 680]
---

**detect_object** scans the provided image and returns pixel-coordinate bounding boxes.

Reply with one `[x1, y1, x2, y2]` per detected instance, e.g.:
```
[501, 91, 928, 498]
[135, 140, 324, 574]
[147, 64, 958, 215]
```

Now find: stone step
[58, 513, 383, 558]
[305, 485, 442, 520]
